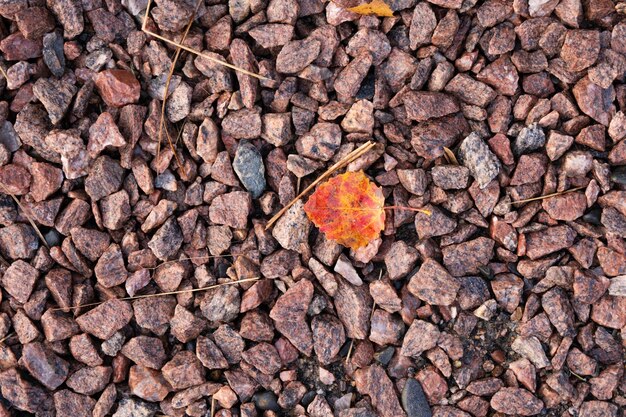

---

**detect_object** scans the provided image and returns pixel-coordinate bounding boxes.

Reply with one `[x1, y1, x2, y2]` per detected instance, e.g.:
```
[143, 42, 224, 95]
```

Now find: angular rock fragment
[409, 3, 436, 49]
[401, 320, 440, 358]
[408, 259, 460, 306]
[94, 69, 141, 108]
[148, 218, 183, 261]
[233, 141, 266, 199]
[269, 279, 314, 355]
[442, 237, 495, 277]
[403, 91, 460, 122]
[271, 200, 310, 252]
[458, 133, 501, 188]
[490, 388, 543, 416]
[355, 364, 406, 417]
[276, 38, 321, 74]
[33, 78, 76, 124]
[2, 260, 39, 303]
[76, 299, 133, 340]
[311, 314, 345, 365]
[20, 342, 69, 390]
[524, 225, 576, 260]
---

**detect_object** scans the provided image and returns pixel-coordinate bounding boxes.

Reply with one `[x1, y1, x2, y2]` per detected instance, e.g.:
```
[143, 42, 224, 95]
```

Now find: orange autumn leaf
[304, 171, 386, 250]
[347, 0, 394, 17]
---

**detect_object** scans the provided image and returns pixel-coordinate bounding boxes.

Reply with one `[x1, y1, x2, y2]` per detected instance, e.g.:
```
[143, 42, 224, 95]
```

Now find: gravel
[0, 1, 624, 417]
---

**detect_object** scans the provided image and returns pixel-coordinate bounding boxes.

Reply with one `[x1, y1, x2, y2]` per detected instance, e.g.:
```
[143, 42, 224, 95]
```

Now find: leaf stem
[384, 206, 431, 215]
[154, 0, 201, 179]
[52, 277, 260, 311]
[141, 0, 269, 81]
[0, 184, 49, 249]
[265, 141, 376, 229]
[507, 187, 583, 205]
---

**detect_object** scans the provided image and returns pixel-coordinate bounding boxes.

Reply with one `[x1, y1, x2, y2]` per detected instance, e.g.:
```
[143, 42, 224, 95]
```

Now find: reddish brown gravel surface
[0, 0, 625, 416]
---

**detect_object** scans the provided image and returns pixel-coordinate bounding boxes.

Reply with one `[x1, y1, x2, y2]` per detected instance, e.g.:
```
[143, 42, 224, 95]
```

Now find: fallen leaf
[347, 0, 394, 17]
[304, 171, 386, 250]
[443, 147, 459, 165]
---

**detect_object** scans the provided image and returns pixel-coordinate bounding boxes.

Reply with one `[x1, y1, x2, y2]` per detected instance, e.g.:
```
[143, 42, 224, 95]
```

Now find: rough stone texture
[458, 133, 501, 188]
[384, 241, 418, 280]
[0, 1, 624, 416]
[2, 260, 39, 303]
[233, 141, 266, 198]
[334, 277, 372, 341]
[161, 351, 205, 390]
[121, 336, 167, 370]
[271, 200, 311, 252]
[65, 366, 111, 395]
[573, 76, 615, 126]
[209, 191, 253, 230]
[276, 39, 321, 74]
[414, 205, 457, 239]
[490, 388, 543, 416]
[409, 3, 436, 49]
[442, 237, 495, 277]
[401, 320, 440, 358]
[53, 390, 96, 417]
[355, 364, 406, 417]
[148, 217, 183, 261]
[408, 259, 460, 306]
[76, 300, 133, 340]
[403, 91, 460, 122]
[524, 225, 576, 260]
[514, 123, 546, 155]
[20, 342, 69, 390]
[542, 288, 575, 337]
[561, 30, 600, 72]
[94, 69, 141, 108]
[128, 365, 170, 402]
[269, 279, 314, 355]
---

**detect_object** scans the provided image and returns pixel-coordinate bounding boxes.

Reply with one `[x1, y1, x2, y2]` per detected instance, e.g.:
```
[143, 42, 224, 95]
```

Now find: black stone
[253, 391, 280, 411]
[401, 378, 432, 417]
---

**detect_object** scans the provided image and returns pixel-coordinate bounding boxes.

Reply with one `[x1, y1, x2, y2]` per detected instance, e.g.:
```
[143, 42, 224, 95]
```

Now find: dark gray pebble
[374, 346, 395, 365]
[253, 391, 280, 411]
[583, 209, 602, 225]
[301, 391, 316, 407]
[611, 166, 626, 185]
[43, 31, 65, 78]
[402, 378, 432, 417]
[233, 141, 266, 199]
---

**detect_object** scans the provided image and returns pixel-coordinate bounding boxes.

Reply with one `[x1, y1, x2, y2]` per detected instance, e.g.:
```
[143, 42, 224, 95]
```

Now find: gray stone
[43, 31, 65, 77]
[85, 49, 113, 72]
[0, 121, 21, 152]
[458, 132, 501, 188]
[165, 82, 192, 123]
[122, 0, 148, 15]
[402, 378, 432, 417]
[233, 141, 266, 199]
[513, 123, 546, 156]
[111, 397, 156, 417]
[229, 0, 250, 23]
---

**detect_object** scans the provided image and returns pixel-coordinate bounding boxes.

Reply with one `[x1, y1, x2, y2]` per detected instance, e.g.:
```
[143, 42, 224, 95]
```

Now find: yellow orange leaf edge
[347, 0, 394, 17]
[304, 171, 386, 250]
